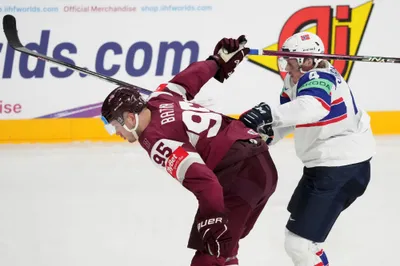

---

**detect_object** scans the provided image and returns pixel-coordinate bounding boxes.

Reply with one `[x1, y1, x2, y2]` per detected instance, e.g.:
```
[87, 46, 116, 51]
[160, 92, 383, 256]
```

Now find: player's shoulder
[139, 122, 185, 154]
[280, 75, 293, 103]
[300, 69, 337, 82]
[298, 67, 338, 89]
[283, 74, 292, 89]
[140, 97, 187, 152]
[139, 132, 187, 171]
[147, 84, 179, 103]
[147, 82, 188, 103]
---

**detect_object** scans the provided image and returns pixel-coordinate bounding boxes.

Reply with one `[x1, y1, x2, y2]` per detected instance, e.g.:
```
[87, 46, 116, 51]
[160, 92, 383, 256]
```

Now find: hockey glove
[239, 102, 275, 144]
[197, 214, 232, 258]
[208, 35, 250, 83]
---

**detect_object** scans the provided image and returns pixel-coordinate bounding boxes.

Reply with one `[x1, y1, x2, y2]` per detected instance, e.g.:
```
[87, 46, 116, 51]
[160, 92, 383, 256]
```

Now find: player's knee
[284, 229, 329, 266]
[284, 229, 311, 263]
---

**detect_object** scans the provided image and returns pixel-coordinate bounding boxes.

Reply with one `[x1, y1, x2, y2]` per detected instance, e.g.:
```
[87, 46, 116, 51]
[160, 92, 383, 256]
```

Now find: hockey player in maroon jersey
[100, 36, 278, 266]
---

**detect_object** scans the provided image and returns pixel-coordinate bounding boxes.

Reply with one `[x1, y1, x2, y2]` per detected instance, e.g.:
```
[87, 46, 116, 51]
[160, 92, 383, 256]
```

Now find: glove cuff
[196, 214, 228, 231]
[206, 55, 226, 83]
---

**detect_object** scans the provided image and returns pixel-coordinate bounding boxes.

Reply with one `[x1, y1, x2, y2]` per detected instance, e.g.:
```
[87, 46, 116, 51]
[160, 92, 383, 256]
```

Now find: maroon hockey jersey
[138, 60, 259, 216]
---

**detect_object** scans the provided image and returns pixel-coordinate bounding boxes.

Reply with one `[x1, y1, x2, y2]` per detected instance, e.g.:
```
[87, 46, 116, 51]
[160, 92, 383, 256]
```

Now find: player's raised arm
[167, 36, 249, 100]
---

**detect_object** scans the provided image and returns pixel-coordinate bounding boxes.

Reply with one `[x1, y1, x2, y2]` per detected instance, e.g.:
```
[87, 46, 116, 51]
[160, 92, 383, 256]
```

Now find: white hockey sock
[284, 229, 330, 266]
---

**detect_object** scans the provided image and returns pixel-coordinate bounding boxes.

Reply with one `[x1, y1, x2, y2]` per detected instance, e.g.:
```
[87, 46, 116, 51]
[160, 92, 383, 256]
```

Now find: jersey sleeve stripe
[331, 97, 344, 105]
[314, 97, 331, 111]
[167, 82, 188, 100]
[165, 146, 204, 183]
[296, 98, 347, 128]
[321, 100, 346, 121]
[146, 91, 173, 102]
[280, 95, 290, 105]
[298, 88, 331, 106]
[174, 152, 204, 183]
[296, 114, 347, 128]
[349, 90, 359, 114]
[280, 91, 291, 105]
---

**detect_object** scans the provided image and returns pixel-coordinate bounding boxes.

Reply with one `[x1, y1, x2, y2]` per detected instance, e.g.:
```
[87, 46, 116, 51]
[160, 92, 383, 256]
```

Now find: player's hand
[197, 214, 232, 257]
[208, 35, 250, 83]
[239, 102, 275, 144]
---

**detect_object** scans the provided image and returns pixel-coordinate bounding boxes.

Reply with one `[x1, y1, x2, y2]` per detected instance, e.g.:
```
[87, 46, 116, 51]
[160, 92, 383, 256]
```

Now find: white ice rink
[0, 136, 399, 265]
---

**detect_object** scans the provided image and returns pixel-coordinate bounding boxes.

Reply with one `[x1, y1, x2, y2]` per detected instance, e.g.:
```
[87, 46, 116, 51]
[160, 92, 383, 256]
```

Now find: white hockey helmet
[278, 32, 325, 72]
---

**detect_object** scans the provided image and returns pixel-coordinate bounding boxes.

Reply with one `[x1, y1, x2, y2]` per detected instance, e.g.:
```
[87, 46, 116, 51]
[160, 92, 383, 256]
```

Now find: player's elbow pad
[299, 96, 330, 123]
[313, 104, 330, 122]
[182, 163, 225, 215]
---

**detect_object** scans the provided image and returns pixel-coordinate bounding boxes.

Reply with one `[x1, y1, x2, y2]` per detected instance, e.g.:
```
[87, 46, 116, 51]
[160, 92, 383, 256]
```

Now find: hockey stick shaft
[248, 49, 400, 64]
[2, 14, 152, 95]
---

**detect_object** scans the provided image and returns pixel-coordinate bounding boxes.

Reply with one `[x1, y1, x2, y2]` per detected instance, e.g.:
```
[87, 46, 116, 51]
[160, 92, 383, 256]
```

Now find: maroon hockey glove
[197, 215, 232, 258]
[208, 35, 250, 83]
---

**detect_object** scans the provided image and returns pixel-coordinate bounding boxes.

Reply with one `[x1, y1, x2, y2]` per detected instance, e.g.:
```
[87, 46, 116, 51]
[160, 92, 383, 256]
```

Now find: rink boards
[1, 0, 399, 143]
[1, 111, 399, 143]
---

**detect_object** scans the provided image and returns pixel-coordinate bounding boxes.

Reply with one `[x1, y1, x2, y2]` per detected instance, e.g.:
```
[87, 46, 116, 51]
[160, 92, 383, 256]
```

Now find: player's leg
[227, 146, 278, 242]
[188, 141, 278, 266]
[189, 196, 272, 266]
[284, 159, 371, 266]
[239, 170, 277, 241]
[284, 168, 335, 266]
[240, 200, 267, 240]
[189, 155, 277, 265]
[339, 159, 371, 211]
[223, 149, 277, 265]
[284, 229, 329, 266]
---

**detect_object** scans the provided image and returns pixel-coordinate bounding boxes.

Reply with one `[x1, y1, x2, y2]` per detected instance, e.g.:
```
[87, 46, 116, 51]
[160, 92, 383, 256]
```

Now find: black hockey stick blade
[2, 14, 152, 95]
[3, 14, 22, 48]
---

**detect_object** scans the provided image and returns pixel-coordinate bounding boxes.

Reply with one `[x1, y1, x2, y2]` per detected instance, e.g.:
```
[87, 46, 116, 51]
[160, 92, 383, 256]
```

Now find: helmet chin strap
[296, 58, 308, 74]
[123, 113, 140, 140]
[299, 58, 323, 73]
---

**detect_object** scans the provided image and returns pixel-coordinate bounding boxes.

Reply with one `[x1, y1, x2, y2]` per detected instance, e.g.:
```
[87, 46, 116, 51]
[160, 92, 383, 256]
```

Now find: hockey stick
[248, 49, 400, 63]
[2, 14, 152, 95]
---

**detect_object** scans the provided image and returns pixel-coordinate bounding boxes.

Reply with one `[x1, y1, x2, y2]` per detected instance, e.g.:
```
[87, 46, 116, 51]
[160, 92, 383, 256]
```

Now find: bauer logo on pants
[248, 1, 374, 82]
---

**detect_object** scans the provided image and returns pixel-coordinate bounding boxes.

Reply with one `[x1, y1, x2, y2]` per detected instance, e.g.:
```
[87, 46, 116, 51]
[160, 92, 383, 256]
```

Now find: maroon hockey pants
[188, 140, 278, 266]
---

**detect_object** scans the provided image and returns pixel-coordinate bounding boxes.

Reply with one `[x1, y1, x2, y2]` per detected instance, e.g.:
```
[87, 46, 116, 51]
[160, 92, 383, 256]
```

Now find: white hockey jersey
[270, 63, 376, 167]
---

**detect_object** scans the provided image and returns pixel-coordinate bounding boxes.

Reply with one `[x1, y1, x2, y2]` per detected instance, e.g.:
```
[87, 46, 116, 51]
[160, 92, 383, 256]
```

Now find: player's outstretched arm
[168, 35, 249, 100]
[271, 96, 330, 127]
[272, 71, 336, 127]
[164, 142, 225, 215]
[162, 142, 232, 257]
[240, 71, 336, 134]
[182, 162, 234, 258]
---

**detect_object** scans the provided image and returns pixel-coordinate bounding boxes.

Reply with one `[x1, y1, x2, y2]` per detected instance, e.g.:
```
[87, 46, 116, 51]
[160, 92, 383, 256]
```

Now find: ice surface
[0, 136, 399, 265]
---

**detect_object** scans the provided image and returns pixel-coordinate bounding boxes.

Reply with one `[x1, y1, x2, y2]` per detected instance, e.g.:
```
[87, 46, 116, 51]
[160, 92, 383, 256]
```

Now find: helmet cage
[278, 48, 305, 72]
[278, 32, 325, 73]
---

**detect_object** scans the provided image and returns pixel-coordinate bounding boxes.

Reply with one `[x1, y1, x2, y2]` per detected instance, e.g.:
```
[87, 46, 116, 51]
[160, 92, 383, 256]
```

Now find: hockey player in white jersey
[239, 32, 375, 266]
